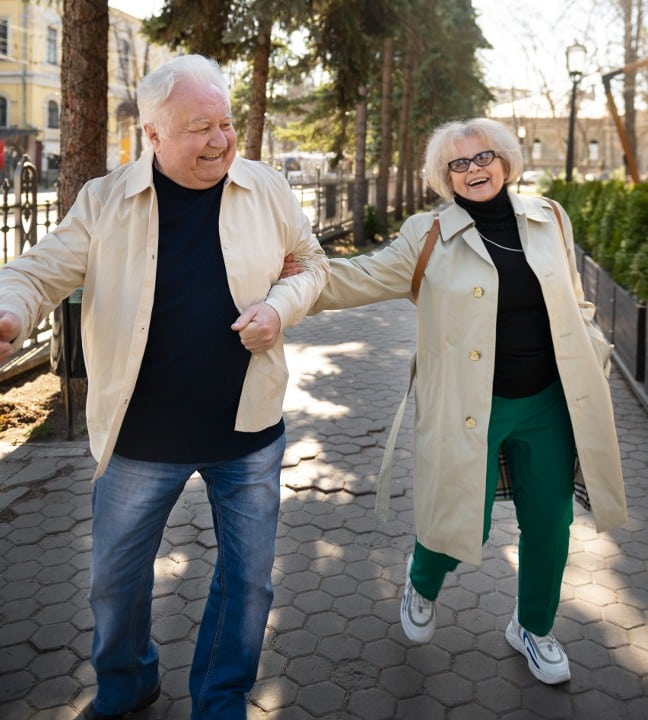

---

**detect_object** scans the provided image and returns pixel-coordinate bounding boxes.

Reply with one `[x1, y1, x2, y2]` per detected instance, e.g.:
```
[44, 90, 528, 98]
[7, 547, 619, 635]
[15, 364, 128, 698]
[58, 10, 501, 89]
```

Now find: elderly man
[0, 55, 328, 719]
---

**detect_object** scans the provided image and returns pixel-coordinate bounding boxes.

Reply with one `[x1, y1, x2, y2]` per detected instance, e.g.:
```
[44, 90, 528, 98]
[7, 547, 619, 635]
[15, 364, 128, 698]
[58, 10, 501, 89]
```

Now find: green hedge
[546, 178, 648, 302]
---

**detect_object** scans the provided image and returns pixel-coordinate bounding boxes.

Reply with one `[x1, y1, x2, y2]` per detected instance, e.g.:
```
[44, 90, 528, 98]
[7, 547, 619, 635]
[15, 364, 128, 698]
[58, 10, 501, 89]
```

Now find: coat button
[473, 286, 484, 298]
[465, 417, 477, 429]
[468, 349, 481, 361]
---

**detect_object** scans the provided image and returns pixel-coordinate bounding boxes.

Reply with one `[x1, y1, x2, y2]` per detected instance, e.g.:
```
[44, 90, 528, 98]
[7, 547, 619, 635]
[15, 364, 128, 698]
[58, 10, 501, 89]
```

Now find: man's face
[145, 80, 237, 190]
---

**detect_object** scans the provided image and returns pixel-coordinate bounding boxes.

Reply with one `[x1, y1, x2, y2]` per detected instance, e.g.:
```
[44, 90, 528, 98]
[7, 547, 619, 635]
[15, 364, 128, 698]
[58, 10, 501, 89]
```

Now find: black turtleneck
[454, 186, 558, 398]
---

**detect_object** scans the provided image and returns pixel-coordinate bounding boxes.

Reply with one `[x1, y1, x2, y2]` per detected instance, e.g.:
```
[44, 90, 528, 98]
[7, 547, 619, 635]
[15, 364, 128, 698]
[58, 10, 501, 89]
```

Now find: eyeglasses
[447, 150, 499, 173]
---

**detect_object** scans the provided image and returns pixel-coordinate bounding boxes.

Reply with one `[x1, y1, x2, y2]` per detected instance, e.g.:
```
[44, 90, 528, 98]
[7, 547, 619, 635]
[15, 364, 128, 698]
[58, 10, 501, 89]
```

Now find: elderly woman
[303, 118, 627, 685]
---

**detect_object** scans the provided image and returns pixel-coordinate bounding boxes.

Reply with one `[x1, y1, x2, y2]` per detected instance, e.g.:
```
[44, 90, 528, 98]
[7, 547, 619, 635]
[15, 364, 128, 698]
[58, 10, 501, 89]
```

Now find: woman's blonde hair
[424, 118, 524, 199]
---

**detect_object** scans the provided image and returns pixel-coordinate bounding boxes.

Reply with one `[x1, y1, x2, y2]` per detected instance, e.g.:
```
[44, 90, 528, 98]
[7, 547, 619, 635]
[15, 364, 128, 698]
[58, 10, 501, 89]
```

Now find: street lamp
[565, 42, 587, 181]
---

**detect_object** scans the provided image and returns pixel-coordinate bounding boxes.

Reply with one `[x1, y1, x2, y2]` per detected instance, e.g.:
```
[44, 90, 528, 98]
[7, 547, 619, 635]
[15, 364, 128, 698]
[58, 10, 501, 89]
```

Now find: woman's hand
[280, 254, 304, 278]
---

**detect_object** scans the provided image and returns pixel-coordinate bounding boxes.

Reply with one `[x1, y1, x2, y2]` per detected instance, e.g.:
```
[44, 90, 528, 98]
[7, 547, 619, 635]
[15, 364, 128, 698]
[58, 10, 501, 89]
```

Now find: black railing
[1, 155, 58, 347]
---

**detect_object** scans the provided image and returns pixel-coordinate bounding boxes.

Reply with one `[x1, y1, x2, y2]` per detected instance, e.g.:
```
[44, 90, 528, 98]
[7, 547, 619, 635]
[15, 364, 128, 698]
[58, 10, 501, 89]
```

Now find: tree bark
[352, 87, 368, 246]
[621, 0, 640, 171]
[54, 0, 109, 436]
[60, 0, 109, 214]
[376, 37, 394, 236]
[394, 35, 414, 222]
[244, 19, 272, 160]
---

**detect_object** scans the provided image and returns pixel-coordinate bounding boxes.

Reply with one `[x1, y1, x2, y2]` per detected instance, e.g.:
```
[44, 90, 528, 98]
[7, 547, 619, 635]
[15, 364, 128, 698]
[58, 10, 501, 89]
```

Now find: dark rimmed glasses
[447, 150, 499, 173]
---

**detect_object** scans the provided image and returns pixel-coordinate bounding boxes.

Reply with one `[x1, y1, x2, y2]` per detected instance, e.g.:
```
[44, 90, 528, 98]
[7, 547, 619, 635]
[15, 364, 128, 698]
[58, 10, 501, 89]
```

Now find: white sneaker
[400, 554, 436, 642]
[505, 607, 571, 684]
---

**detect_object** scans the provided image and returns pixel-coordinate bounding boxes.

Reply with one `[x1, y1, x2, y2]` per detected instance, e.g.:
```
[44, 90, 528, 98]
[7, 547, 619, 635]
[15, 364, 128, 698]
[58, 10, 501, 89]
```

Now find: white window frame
[46, 25, 58, 65]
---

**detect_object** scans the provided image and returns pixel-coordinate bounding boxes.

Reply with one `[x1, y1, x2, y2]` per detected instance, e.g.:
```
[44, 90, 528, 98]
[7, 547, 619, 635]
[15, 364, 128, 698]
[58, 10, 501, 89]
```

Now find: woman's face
[448, 135, 506, 202]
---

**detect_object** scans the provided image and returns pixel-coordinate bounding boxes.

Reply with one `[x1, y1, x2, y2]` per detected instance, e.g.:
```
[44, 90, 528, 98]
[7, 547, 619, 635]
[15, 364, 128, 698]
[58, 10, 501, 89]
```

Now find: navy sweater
[116, 167, 283, 462]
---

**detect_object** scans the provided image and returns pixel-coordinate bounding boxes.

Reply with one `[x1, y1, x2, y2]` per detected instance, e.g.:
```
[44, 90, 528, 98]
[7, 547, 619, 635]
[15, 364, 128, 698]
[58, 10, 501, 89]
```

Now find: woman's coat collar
[438, 187, 558, 243]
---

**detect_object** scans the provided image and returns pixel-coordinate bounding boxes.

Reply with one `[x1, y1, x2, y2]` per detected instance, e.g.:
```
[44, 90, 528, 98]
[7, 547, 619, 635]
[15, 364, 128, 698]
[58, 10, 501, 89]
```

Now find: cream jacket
[312, 191, 627, 565]
[0, 149, 329, 477]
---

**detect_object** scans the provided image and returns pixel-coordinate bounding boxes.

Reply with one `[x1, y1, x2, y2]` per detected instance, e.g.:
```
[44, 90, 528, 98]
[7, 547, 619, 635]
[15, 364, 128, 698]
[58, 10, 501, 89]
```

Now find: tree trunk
[244, 19, 272, 160]
[54, 0, 109, 437]
[352, 87, 368, 246]
[376, 37, 394, 236]
[415, 136, 425, 209]
[405, 126, 415, 216]
[394, 36, 414, 222]
[60, 0, 108, 214]
[622, 0, 640, 171]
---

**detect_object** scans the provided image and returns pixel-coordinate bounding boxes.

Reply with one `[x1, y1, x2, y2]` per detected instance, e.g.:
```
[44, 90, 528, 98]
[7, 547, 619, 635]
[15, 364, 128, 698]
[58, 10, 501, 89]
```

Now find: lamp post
[565, 42, 587, 182]
[517, 125, 526, 191]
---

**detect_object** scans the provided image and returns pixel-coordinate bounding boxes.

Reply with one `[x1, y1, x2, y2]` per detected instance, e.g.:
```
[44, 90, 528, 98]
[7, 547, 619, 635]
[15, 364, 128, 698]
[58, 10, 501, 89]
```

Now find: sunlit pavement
[1, 299, 647, 719]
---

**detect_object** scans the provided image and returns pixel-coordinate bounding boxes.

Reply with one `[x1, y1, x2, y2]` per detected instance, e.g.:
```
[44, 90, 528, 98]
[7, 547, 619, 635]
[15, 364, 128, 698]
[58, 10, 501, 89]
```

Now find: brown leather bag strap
[411, 217, 440, 303]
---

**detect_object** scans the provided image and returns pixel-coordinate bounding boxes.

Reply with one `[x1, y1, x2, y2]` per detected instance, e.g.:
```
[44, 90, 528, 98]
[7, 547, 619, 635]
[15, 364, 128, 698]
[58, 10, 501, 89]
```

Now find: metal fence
[0, 157, 386, 263]
[293, 174, 395, 242]
[1, 155, 58, 349]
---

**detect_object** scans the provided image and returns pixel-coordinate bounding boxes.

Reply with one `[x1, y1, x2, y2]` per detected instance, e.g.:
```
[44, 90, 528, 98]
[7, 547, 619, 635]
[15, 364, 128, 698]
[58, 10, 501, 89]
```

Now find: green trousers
[411, 380, 576, 636]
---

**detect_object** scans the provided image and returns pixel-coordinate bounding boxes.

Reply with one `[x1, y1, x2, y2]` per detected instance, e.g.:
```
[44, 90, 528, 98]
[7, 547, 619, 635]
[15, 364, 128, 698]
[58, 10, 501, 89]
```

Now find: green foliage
[630, 243, 648, 301]
[614, 183, 648, 291]
[364, 204, 382, 241]
[546, 180, 648, 302]
[593, 180, 626, 272]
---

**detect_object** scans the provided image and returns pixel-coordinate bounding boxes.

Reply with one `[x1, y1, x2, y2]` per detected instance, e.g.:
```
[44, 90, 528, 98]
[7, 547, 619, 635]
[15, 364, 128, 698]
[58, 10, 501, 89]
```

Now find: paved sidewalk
[1, 300, 647, 720]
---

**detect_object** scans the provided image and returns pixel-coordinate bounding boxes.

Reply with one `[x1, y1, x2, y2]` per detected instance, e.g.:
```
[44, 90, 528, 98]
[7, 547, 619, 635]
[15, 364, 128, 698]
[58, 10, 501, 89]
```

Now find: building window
[532, 138, 542, 161]
[47, 26, 57, 64]
[118, 38, 130, 84]
[0, 97, 7, 127]
[0, 18, 8, 57]
[589, 139, 600, 163]
[47, 100, 59, 129]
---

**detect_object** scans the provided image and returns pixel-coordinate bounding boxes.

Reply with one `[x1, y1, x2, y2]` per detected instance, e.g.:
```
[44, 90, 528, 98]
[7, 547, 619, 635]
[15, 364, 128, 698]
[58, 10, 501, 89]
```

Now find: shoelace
[412, 588, 433, 614]
[536, 633, 560, 650]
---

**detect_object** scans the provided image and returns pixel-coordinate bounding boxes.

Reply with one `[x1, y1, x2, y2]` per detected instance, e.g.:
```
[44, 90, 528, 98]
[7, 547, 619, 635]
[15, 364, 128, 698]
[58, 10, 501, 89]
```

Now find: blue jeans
[88, 433, 285, 719]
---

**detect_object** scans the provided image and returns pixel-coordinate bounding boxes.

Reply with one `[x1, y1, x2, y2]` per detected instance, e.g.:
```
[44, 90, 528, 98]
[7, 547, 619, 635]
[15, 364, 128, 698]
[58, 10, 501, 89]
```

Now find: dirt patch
[0, 365, 88, 445]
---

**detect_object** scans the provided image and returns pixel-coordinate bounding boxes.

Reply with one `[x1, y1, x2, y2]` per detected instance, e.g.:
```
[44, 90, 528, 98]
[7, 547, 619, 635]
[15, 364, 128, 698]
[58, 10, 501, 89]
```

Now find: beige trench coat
[312, 190, 627, 565]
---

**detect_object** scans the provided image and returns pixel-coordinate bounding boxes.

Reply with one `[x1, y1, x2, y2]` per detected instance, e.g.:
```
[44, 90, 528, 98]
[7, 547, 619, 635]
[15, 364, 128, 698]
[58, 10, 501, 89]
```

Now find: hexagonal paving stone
[248, 676, 299, 712]
[347, 687, 396, 720]
[287, 654, 334, 685]
[379, 664, 424, 699]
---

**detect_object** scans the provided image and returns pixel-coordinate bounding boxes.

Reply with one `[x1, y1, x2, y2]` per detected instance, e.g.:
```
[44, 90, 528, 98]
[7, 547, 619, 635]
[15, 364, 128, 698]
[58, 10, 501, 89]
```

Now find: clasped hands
[231, 254, 305, 352]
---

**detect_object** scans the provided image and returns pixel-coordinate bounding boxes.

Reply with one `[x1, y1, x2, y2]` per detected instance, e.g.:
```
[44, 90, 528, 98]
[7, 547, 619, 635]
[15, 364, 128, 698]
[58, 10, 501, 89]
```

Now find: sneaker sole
[505, 622, 570, 685]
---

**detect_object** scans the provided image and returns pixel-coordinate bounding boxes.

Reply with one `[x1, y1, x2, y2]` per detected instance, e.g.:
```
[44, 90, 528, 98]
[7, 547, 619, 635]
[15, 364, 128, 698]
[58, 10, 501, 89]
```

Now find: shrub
[364, 204, 382, 241]
[546, 179, 648, 304]
[593, 180, 627, 272]
[630, 242, 648, 301]
[613, 182, 648, 290]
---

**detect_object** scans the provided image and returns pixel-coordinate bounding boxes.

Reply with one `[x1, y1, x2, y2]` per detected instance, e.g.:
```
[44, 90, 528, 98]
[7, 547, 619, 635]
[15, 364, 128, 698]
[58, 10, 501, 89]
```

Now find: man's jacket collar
[123, 149, 252, 198]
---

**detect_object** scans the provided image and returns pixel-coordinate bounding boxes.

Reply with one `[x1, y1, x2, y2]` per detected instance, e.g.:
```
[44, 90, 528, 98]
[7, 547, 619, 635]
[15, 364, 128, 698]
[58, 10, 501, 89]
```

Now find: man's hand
[231, 302, 281, 352]
[0, 310, 21, 362]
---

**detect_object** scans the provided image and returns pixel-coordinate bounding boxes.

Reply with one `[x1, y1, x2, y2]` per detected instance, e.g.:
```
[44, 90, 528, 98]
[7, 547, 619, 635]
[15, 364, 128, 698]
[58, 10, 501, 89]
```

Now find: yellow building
[0, 0, 173, 186]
